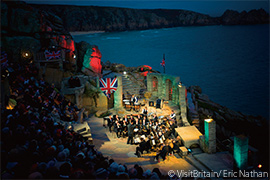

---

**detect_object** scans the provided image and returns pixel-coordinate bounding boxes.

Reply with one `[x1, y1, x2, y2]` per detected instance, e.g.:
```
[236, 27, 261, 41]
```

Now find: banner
[99, 77, 118, 98]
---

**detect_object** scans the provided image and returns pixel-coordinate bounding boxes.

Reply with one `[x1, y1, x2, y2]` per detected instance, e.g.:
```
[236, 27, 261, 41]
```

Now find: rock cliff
[1, 1, 102, 76]
[221, 9, 269, 25]
[30, 4, 269, 32]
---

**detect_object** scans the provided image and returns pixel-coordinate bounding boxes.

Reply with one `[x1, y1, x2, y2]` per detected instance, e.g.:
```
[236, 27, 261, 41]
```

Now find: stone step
[80, 131, 91, 136]
[82, 133, 92, 138]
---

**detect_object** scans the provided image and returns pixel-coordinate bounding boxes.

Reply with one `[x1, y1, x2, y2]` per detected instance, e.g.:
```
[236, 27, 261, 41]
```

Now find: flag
[1, 49, 8, 69]
[99, 77, 118, 98]
[44, 50, 61, 60]
[160, 54, 165, 67]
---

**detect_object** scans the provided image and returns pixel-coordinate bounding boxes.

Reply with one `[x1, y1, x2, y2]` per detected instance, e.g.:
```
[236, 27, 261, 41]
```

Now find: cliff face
[30, 4, 269, 32]
[221, 9, 269, 25]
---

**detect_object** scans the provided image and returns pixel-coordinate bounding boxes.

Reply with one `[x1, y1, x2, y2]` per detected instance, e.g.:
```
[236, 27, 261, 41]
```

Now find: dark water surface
[73, 25, 269, 119]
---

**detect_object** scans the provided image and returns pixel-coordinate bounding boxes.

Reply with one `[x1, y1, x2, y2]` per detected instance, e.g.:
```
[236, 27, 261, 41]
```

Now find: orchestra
[103, 110, 181, 158]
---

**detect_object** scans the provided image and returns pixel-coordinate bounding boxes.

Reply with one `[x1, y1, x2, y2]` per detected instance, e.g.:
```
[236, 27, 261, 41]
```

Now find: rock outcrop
[187, 85, 268, 157]
[1, 1, 75, 69]
[221, 9, 269, 25]
[75, 41, 102, 77]
[30, 4, 269, 32]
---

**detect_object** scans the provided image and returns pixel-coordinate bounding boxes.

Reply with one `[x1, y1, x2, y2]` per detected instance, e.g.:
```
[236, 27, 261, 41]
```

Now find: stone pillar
[158, 76, 164, 99]
[146, 74, 152, 92]
[234, 135, 248, 170]
[204, 119, 216, 153]
[179, 85, 187, 116]
[173, 77, 180, 105]
[114, 75, 123, 109]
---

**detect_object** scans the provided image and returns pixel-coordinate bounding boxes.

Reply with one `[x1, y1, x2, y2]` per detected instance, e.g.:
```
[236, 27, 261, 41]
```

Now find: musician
[152, 114, 158, 122]
[123, 115, 129, 122]
[169, 120, 177, 137]
[122, 120, 128, 129]
[133, 125, 140, 137]
[141, 125, 148, 136]
[131, 94, 138, 106]
[158, 131, 165, 145]
[142, 116, 148, 126]
[154, 121, 160, 131]
[134, 117, 139, 126]
[148, 121, 153, 129]
[127, 121, 134, 144]
[115, 120, 122, 138]
[130, 115, 135, 124]
[169, 110, 176, 120]
[141, 107, 148, 117]
[140, 117, 148, 135]
[164, 127, 171, 139]
[107, 116, 114, 133]
[122, 126, 128, 138]
[154, 143, 170, 162]
[114, 114, 120, 121]
[137, 114, 143, 121]
[135, 137, 150, 157]
[172, 136, 182, 153]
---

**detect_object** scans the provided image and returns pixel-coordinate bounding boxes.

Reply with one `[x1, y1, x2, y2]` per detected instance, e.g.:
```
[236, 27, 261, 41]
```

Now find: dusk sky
[24, 0, 269, 17]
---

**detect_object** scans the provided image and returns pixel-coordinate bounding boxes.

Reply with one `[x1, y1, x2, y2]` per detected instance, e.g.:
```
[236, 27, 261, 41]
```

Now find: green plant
[89, 79, 97, 87]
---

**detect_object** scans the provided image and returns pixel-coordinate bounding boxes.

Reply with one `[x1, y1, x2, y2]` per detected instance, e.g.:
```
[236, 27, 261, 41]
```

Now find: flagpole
[163, 54, 165, 74]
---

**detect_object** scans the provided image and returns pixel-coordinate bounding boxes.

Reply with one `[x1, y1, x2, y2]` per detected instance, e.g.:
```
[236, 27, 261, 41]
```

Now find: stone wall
[147, 73, 180, 104]
[179, 85, 188, 125]
[43, 68, 64, 89]
[114, 75, 123, 109]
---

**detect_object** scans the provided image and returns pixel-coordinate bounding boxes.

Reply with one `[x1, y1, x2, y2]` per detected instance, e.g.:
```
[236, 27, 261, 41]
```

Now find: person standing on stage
[131, 94, 138, 106]
[127, 121, 134, 144]
[108, 115, 114, 133]
[141, 107, 148, 117]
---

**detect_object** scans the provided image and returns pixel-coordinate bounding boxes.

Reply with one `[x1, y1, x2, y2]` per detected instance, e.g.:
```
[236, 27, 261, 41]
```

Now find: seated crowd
[104, 109, 183, 162]
[1, 63, 178, 179]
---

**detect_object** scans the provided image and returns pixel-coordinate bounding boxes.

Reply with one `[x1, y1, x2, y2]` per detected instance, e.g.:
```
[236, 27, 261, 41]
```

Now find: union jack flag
[160, 54, 165, 67]
[1, 49, 8, 69]
[99, 77, 118, 99]
[44, 50, 61, 60]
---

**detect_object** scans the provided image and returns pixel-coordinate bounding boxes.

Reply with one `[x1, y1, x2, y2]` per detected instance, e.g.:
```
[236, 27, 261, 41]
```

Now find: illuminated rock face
[82, 45, 102, 76]
[90, 46, 102, 75]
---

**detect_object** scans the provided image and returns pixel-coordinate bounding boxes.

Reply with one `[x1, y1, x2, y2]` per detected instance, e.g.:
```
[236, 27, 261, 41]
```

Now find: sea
[73, 24, 269, 119]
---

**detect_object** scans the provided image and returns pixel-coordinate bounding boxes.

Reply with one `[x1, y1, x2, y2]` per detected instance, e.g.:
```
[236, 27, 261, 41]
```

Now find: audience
[1, 62, 180, 179]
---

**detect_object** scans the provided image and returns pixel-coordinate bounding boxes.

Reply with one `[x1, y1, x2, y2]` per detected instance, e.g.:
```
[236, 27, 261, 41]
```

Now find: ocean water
[73, 25, 269, 119]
